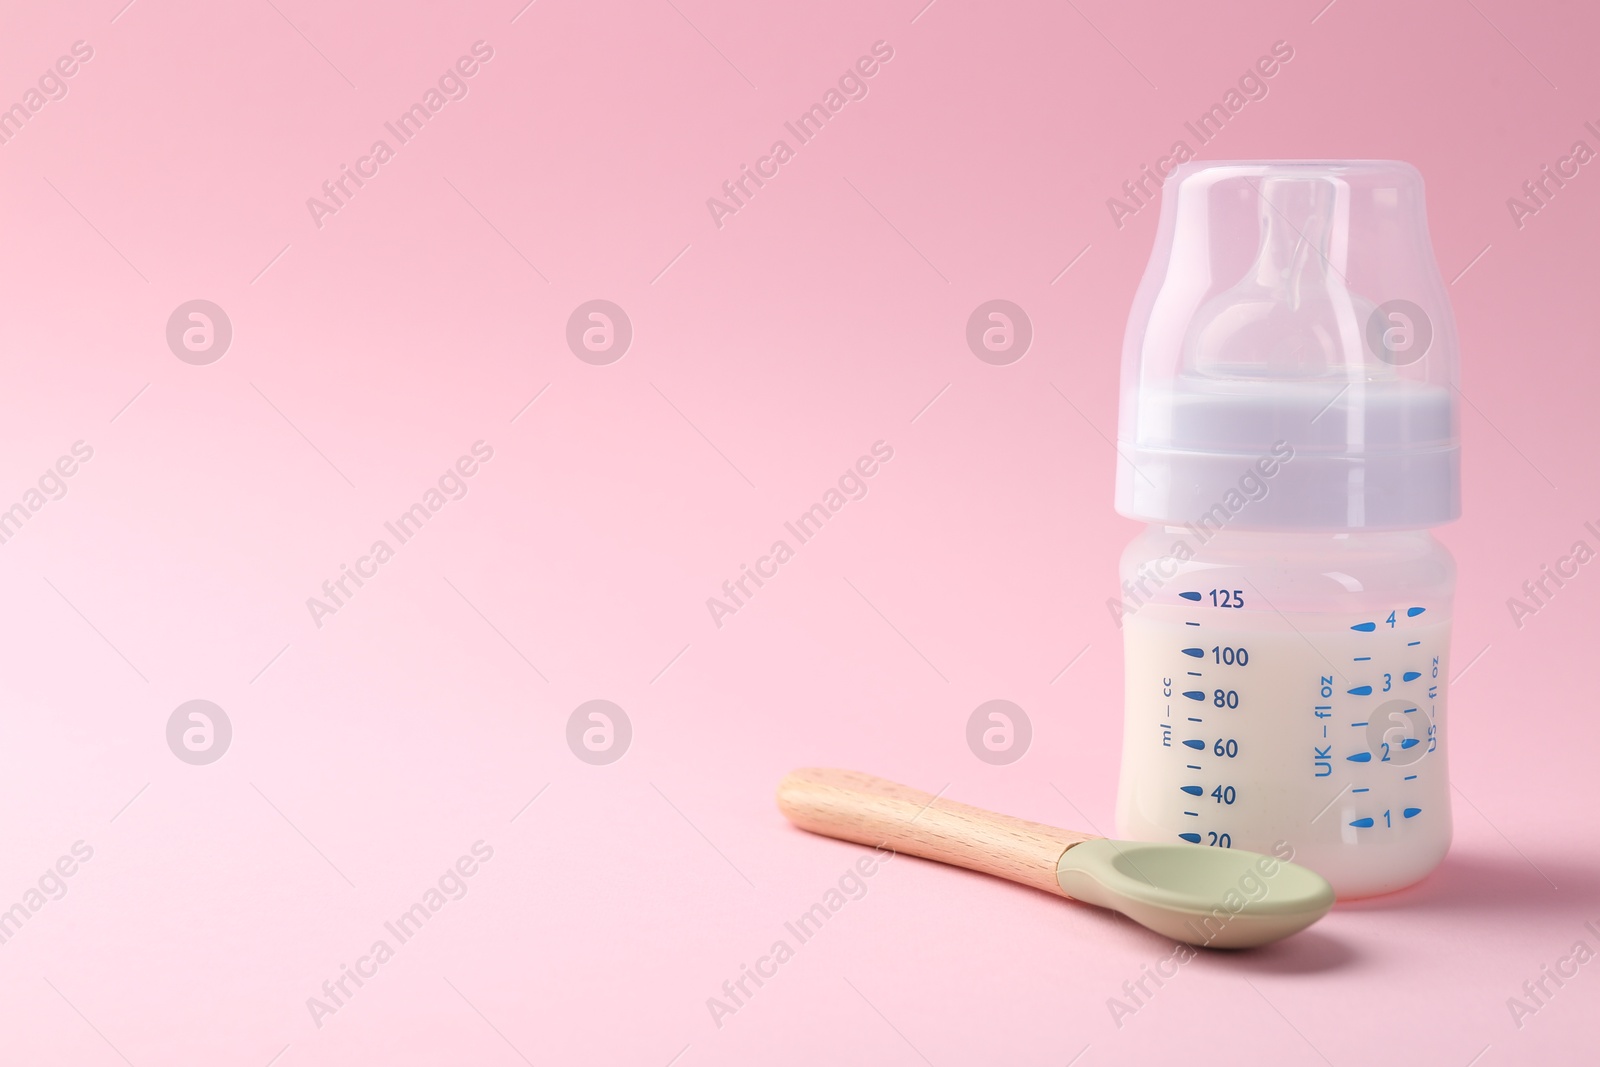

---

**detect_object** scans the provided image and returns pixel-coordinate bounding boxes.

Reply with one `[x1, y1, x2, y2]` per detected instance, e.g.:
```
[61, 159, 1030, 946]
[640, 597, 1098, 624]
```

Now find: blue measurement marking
[1400, 738, 1420, 749]
[1350, 817, 1375, 828]
[1183, 691, 1205, 701]
[1351, 722, 1368, 727]
[1407, 640, 1421, 647]
[1408, 607, 1426, 617]
[1352, 621, 1377, 632]
[1347, 752, 1372, 762]
[1187, 671, 1202, 677]
[1348, 685, 1373, 696]
[1182, 647, 1204, 658]
[1186, 621, 1200, 627]
[1403, 807, 1422, 818]
[1187, 717, 1203, 723]
[1404, 774, 1418, 781]
[1183, 739, 1205, 750]
[1180, 785, 1204, 796]
[1187, 764, 1201, 770]
[1402, 707, 1416, 713]
[1183, 811, 1199, 817]
[1403, 671, 1421, 681]
[1179, 832, 1202, 843]
[1180, 591, 1202, 602]
[1352, 787, 1369, 793]
[1354, 656, 1371, 661]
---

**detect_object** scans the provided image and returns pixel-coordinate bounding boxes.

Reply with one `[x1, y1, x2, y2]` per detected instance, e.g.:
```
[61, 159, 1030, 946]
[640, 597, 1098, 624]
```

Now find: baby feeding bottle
[1111, 161, 1460, 899]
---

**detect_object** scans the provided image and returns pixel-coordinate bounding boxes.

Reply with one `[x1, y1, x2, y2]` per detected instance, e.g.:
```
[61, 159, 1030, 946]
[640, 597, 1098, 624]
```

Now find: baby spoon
[777, 768, 1334, 949]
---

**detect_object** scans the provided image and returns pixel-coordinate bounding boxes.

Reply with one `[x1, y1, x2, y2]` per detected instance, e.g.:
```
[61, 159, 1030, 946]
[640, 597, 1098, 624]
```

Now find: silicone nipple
[1182, 176, 1378, 382]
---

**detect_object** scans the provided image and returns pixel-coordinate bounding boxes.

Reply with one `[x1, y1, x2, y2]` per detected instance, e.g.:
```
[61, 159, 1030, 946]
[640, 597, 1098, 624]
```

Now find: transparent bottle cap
[1114, 160, 1460, 531]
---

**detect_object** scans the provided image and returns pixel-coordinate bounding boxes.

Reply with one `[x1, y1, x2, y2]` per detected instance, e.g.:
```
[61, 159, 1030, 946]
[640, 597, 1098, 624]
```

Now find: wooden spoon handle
[776, 768, 1098, 896]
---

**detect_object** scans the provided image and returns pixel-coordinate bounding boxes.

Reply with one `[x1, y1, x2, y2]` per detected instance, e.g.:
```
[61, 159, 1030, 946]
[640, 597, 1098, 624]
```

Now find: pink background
[1, 0, 1596, 1063]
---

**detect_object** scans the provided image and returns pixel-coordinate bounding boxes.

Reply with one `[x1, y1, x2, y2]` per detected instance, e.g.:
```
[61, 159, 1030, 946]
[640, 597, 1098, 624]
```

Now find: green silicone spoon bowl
[1056, 838, 1335, 949]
